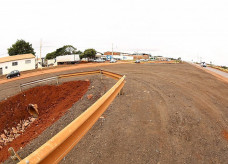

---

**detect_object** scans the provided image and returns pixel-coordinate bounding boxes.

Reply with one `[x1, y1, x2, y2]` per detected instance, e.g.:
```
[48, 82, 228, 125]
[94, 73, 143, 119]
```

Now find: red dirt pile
[0, 80, 90, 162]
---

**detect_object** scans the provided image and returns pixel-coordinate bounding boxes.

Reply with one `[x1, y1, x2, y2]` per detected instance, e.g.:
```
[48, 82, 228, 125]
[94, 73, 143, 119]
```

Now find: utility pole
[40, 39, 43, 68]
[40, 39, 42, 59]
[112, 43, 113, 59]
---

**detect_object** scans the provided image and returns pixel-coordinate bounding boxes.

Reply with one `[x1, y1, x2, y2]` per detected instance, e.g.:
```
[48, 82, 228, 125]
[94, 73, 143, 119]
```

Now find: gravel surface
[2, 63, 228, 164]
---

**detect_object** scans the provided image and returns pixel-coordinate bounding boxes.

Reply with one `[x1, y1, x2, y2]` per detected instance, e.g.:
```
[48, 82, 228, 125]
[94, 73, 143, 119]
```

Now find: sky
[0, 0, 228, 66]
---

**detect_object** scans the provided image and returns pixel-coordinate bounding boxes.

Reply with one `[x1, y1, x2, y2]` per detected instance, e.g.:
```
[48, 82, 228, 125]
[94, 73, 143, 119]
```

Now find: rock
[1, 134, 6, 139]
[0, 146, 2, 149]
[4, 129, 8, 134]
[24, 121, 29, 127]
[15, 134, 20, 138]
[21, 125, 25, 131]
[9, 134, 14, 139]
[17, 126, 21, 131]
[30, 117, 36, 122]
[12, 127, 18, 134]
[8, 138, 13, 142]
[87, 94, 93, 100]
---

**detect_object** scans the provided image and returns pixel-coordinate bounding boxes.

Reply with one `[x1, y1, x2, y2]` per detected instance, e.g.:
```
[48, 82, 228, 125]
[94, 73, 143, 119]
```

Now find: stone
[30, 118, 36, 122]
[87, 94, 93, 100]
[15, 134, 20, 138]
[1, 134, 6, 139]
[8, 138, 13, 142]
[12, 127, 18, 134]
[17, 126, 21, 131]
[9, 134, 14, 138]
[24, 120, 30, 127]
[4, 129, 8, 134]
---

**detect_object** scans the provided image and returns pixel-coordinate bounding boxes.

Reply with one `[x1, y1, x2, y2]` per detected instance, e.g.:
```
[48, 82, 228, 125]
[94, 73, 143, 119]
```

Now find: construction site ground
[2, 63, 228, 163]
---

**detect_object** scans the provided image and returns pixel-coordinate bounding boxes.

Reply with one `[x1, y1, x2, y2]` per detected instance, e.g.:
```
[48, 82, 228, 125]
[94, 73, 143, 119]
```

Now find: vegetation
[8, 39, 35, 56]
[80, 48, 96, 59]
[46, 45, 81, 59]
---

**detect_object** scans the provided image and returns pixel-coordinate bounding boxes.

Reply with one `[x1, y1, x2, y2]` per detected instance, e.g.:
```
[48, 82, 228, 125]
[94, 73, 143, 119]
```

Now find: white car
[110, 59, 117, 63]
[94, 58, 105, 63]
[201, 62, 207, 67]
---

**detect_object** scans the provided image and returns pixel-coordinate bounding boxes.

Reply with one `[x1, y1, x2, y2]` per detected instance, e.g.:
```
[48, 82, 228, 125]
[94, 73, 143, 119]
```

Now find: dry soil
[2, 63, 228, 164]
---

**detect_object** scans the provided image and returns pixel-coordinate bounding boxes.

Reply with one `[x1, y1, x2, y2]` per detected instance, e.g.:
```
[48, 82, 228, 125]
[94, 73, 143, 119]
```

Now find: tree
[45, 45, 80, 59]
[45, 52, 56, 60]
[76, 50, 83, 54]
[8, 39, 35, 56]
[83, 48, 96, 59]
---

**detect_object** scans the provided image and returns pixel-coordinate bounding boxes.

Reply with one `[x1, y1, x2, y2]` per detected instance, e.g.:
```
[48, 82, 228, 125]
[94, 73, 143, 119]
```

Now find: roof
[0, 54, 35, 63]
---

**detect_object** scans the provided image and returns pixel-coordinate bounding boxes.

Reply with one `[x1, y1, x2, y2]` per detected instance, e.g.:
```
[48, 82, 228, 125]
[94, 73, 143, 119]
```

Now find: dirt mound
[0, 80, 90, 162]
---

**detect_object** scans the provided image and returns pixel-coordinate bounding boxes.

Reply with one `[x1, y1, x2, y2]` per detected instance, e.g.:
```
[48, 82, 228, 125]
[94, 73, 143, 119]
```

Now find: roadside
[205, 66, 228, 78]
[0, 62, 126, 85]
[189, 62, 228, 83]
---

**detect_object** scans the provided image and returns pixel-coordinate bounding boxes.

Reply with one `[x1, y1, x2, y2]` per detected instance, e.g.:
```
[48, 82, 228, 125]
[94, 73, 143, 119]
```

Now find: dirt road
[3, 63, 228, 163]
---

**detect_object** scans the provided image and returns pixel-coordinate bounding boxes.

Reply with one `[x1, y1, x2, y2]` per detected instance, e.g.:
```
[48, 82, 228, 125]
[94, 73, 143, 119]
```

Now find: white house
[0, 54, 35, 75]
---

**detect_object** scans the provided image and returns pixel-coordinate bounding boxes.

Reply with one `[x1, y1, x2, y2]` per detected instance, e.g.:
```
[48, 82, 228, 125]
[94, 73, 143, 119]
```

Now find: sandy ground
[2, 63, 228, 163]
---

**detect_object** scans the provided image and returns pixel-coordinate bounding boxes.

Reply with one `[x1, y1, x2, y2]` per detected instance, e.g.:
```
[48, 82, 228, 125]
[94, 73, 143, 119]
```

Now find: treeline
[6, 39, 97, 60]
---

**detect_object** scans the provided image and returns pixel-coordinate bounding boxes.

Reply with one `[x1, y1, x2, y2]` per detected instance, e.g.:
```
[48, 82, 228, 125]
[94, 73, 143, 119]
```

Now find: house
[156, 56, 168, 61]
[0, 54, 35, 75]
[133, 54, 149, 60]
[104, 51, 121, 56]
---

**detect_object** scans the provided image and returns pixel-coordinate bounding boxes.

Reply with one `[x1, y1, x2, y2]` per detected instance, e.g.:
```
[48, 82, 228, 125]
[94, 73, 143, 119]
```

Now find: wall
[111, 55, 134, 60]
[133, 55, 149, 60]
[0, 58, 35, 75]
[104, 51, 121, 56]
[123, 56, 134, 60]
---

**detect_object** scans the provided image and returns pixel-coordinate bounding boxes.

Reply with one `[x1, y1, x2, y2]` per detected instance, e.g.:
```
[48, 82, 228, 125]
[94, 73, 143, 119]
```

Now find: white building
[112, 55, 134, 60]
[0, 54, 35, 75]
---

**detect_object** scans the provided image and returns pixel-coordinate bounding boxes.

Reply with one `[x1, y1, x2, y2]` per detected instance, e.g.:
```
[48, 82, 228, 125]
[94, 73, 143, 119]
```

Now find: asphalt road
[205, 67, 228, 78]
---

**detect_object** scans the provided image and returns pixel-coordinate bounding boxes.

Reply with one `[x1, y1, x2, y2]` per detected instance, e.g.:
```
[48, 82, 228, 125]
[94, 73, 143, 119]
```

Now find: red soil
[0, 80, 90, 162]
[223, 131, 228, 141]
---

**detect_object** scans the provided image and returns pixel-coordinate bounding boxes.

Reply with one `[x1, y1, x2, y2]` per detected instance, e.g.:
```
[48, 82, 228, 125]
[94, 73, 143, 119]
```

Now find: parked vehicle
[135, 60, 140, 63]
[94, 58, 105, 63]
[56, 54, 80, 64]
[6, 70, 20, 79]
[201, 62, 207, 67]
[110, 59, 117, 63]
